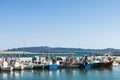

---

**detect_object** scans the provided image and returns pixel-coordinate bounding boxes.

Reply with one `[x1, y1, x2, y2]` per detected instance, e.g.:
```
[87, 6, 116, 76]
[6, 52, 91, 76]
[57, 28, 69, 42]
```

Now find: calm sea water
[0, 66, 120, 80]
[0, 52, 120, 80]
[0, 52, 98, 58]
[0, 52, 119, 58]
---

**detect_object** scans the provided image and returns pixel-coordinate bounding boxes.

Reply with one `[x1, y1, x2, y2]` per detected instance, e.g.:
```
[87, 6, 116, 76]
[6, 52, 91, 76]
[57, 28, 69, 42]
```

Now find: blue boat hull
[49, 64, 59, 70]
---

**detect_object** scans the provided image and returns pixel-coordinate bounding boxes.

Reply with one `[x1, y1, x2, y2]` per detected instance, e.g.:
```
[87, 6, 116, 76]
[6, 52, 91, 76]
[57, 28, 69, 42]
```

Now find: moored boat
[0, 61, 13, 71]
[12, 61, 24, 70]
[112, 61, 119, 67]
[79, 54, 113, 69]
[59, 53, 80, 68]
[48, 60, 59, 70]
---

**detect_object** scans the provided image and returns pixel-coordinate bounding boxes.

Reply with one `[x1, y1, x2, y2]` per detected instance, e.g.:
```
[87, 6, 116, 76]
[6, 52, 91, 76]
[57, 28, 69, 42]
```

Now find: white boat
[32, 63, 44, 69]
[23, 63, 33, 69]
[12, 61, 24, 70]
[112, 61, 119, 67]
[0, 66, 13, 71]
[0, 61, 13, 71]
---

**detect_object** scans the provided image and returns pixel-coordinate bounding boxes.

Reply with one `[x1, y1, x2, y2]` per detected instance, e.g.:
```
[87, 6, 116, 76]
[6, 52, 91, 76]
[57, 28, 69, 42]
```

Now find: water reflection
[2, 72, 7, 79]
[0, 67, 118, 80]
[31, 69, 42, 76]
[79, 69, 88, 75]
[0, 71, 12, 80]
[65, 68, 76, 75]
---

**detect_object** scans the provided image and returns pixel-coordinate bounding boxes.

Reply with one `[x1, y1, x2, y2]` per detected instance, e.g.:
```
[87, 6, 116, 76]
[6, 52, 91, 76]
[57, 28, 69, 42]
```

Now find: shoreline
[0, 51, 31, 54]
[0, 51, 76, 54]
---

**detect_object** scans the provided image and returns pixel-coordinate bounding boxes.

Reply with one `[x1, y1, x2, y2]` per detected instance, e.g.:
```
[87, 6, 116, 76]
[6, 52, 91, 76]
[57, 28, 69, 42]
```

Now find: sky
[0, 0, 120, 50]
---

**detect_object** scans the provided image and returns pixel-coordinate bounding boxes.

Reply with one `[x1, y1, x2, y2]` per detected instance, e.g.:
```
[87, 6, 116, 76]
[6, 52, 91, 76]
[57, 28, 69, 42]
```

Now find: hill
[6, 46, 120, 53]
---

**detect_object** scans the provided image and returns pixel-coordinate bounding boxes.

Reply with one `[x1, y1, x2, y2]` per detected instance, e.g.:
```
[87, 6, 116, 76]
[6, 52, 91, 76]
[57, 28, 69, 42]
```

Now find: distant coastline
[5, 46, 120, 53]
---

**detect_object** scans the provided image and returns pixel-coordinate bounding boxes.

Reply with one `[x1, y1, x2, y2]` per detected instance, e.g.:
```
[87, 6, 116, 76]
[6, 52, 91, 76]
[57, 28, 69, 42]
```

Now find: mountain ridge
[6, 46, 120, 53]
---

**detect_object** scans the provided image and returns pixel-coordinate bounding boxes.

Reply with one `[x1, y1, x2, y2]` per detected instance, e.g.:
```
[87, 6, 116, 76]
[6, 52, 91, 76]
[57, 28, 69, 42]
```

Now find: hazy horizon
[0, 0, 120, 50]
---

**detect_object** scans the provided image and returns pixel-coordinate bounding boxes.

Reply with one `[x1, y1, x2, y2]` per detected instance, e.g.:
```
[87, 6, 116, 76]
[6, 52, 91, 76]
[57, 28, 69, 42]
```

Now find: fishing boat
[59, 53, 80, 68]
[79, 61, 113, 70]
[79, 55, 113, 69]
[112, 61, 119, 67]
[0, 61, 13, 71]
[48, 60, 59, 70]
[12, 61, 24, 70]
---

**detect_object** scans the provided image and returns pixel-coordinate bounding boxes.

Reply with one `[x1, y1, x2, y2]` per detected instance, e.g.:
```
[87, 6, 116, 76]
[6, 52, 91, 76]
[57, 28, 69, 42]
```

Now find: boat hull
[59, 64, 80, 68]
[102, 62, 113, 67]
[79, 61, 113, 69]
[49, 64, 59, 70]
[33, 64, 44, 69]
[0, 66, 13, 71]
[23, 65, 33, 69]
[13, 66, 24, 70]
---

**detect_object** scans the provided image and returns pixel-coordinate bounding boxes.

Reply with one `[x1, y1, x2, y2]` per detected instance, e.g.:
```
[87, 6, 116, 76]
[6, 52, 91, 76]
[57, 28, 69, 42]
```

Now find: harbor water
[0, 52, 120, 80]
[0, 52, 106, 58]
[0, 66, 120, 80]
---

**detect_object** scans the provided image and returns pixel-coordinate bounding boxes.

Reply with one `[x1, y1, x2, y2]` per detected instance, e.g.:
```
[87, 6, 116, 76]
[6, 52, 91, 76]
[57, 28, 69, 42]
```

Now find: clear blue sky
[0, 0, 120, 50]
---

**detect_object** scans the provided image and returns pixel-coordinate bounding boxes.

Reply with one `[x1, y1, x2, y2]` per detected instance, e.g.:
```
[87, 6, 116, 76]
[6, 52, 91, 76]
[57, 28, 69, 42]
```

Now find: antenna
[22, 41, 26, 56]
[23, 41, 26, 48]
